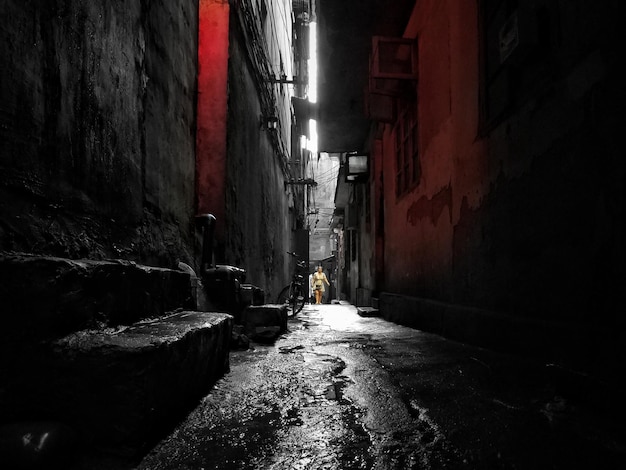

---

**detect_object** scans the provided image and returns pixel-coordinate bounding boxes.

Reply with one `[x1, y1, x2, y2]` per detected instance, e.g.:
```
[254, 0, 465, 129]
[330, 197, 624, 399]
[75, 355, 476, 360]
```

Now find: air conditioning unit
[369, 36, 418, 96]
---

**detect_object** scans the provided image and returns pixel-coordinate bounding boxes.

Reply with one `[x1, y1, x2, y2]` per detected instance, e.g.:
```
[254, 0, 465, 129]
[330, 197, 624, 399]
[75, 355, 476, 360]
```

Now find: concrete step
[240, 283, 266, 308]
[196, 265, 266, 321]
[0, 253, 194, 345]
[2, 311, 232, 457]
[0, 253, 236, 462]
[357, 306, 380, 317]
[240, 304, 288, 343]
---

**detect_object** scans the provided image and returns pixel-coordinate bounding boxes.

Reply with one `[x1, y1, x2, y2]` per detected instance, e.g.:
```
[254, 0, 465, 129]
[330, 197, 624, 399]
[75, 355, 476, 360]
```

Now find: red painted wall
[197, 0, 230, 241]
[381, 0, 486, 299]
[377, 0, 623, 324]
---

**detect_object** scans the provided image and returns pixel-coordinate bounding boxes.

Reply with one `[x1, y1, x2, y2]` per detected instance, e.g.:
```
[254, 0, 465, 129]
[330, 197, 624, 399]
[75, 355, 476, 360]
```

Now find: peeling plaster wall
[0, 0, 198, 267]
[382, 0, 466, 301]
[379, 0, 624, 324]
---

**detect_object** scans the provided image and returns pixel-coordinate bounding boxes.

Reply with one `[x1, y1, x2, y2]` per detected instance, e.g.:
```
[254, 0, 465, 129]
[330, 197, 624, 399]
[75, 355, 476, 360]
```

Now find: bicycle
[276, 251, 307, 316]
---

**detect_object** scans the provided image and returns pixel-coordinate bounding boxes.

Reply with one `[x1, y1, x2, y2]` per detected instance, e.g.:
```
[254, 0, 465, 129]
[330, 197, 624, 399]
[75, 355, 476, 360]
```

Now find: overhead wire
[234, 0, 291, 178]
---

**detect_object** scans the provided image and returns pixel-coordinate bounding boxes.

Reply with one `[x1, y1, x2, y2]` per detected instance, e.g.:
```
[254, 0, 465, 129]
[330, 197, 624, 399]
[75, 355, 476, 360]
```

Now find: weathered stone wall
[223, 16, 292, 302]
[0, 0, 198, 267]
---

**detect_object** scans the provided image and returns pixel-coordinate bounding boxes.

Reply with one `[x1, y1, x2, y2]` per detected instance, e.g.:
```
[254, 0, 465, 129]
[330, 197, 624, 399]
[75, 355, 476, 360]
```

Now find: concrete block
[241, 304, 288, 340]
[240, 284, 254, 308]
[239, 284, 266, 307]
[252, 285, 266, 305]
[1, 311, 233, 456]
[248, 326, 282, 344]
[357, 307, 379, 317]
[200, 265, 246, 316]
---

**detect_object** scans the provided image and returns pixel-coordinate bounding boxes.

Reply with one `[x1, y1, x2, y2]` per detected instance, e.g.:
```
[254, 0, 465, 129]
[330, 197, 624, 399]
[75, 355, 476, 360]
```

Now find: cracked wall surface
[0, 0, 199, 268]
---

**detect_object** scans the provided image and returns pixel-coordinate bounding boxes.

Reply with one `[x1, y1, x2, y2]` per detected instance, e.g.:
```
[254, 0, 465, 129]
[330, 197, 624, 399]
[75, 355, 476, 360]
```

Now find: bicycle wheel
[290, 284, 306, 315]
[276, 284, 305, 317]
[276, 285, 291, 306]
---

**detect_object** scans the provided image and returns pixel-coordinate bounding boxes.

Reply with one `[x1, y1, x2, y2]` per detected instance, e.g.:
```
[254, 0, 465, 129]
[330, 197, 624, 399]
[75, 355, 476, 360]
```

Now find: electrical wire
[233, 0, 292, 177]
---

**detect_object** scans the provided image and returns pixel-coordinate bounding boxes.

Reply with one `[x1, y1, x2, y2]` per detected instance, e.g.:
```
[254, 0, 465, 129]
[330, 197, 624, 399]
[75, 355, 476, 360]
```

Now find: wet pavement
[136, 304, 624, 470]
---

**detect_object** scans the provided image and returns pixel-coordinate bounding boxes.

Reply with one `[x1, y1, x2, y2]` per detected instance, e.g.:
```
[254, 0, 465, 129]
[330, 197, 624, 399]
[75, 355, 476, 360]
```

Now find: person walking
[311, 266, 330, 305]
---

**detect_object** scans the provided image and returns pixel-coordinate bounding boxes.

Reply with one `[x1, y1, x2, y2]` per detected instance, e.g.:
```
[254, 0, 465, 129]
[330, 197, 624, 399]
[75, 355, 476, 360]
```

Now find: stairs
[0, 253, 233, 461]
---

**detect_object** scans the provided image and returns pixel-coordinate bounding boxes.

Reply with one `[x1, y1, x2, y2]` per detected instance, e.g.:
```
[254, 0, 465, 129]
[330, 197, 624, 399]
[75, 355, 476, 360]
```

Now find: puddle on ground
[278, 345, 305, 354]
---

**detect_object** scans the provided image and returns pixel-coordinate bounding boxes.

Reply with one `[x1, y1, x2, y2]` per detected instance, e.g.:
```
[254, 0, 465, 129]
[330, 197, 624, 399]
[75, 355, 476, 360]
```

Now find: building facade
[198, 0, 313, 299]
[333, 0, 624, 373]
[1, 0, 315, 300]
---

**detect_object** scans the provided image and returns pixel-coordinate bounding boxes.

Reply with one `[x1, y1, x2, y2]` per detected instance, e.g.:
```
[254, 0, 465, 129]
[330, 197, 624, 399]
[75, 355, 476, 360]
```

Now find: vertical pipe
[195, 213, 216, 276]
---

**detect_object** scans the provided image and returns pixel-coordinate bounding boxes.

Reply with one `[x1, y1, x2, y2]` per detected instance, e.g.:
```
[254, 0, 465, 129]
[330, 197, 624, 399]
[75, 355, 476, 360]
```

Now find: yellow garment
[312, 272, 329, 292]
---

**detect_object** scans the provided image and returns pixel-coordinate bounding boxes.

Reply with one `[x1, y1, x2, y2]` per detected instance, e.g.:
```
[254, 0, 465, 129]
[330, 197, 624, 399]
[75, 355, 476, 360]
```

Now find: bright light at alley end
[306, 22, 318, 155]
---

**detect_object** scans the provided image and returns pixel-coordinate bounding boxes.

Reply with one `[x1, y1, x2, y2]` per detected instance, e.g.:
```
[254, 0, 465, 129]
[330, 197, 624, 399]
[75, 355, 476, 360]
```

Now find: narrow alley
[135, 304, 623, 470]
[1, 1, 624, 469]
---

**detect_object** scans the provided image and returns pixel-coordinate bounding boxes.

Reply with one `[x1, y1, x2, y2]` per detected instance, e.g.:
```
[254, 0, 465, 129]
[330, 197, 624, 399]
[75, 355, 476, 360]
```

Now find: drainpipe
[195, 213, 216, 277]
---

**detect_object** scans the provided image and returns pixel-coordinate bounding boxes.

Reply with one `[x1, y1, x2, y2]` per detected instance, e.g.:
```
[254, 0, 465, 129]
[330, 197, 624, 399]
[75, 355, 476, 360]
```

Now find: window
[394, 104, 419, 197]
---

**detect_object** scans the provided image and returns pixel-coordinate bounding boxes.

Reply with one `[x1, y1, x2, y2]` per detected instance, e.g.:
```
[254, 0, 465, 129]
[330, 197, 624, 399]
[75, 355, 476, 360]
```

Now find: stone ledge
[240, 283, 265, 307]
[2, 311, 233, 456]
[0, 253, 193, 343]
[241, 304, 288, 342]
[357, 306, 379, 317]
